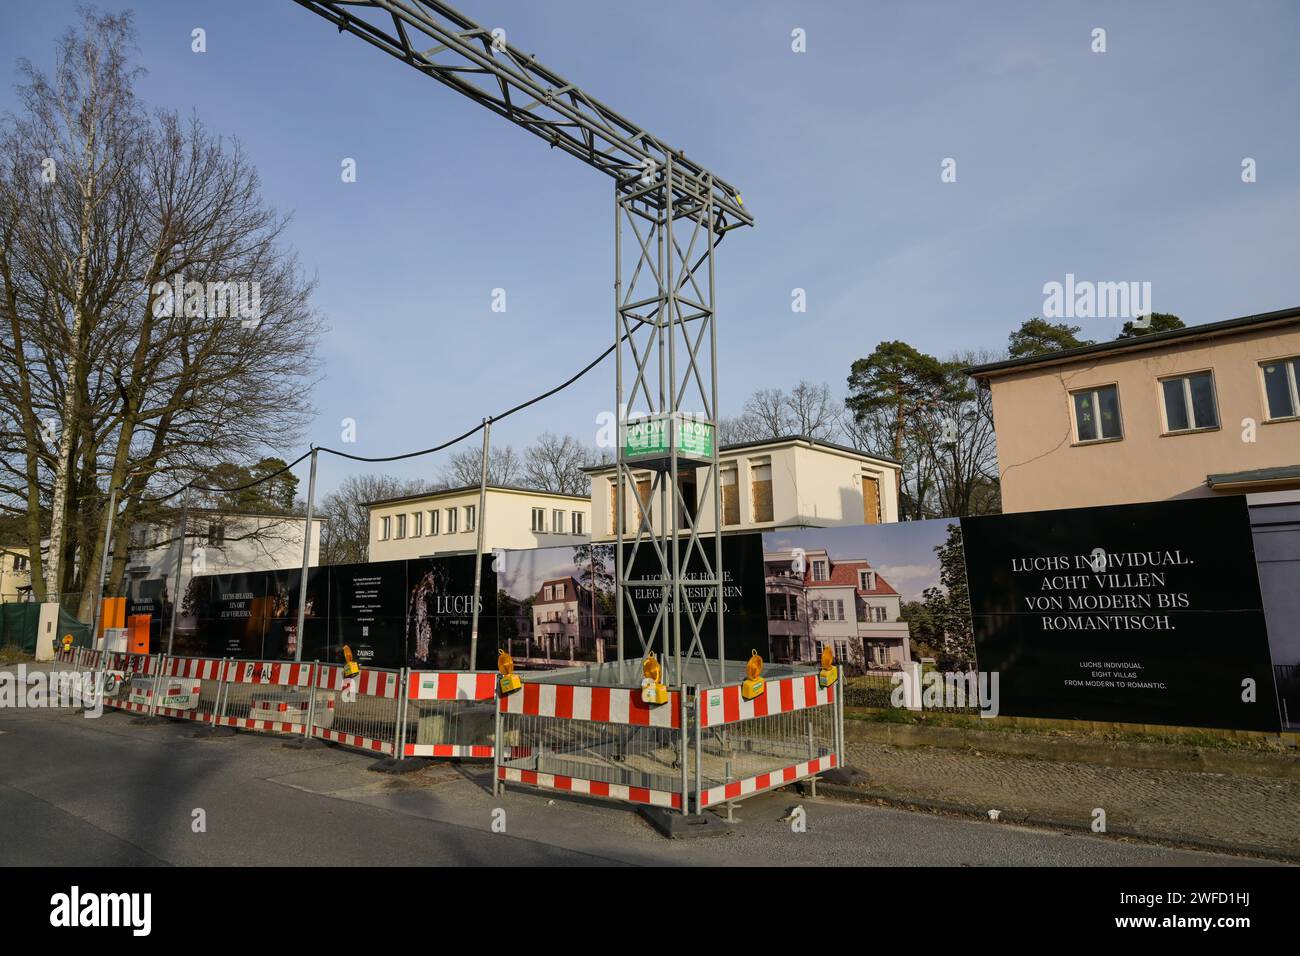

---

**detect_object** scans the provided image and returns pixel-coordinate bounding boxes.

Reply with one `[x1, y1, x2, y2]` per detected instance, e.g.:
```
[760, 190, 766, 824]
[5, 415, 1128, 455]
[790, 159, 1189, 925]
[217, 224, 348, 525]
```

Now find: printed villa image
[497, 545, 616, 668]
[763, 547, 912, 669]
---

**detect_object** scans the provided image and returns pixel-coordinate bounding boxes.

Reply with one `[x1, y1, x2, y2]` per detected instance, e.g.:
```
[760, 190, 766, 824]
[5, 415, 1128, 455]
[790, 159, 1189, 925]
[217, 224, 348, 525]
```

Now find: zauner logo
[49, 885, 151, 936]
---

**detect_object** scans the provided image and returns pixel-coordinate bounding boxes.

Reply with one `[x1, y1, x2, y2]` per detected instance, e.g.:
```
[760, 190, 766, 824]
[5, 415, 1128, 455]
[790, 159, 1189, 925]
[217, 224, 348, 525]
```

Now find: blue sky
[3, 0, 1297, 497]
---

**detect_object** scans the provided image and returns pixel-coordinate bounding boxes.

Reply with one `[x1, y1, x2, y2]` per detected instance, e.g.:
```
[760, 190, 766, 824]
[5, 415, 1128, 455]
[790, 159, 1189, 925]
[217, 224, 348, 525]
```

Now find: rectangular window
[750, 460, 774, 523]
[572, 511, 584, 536]
[635, 477, 653, 530]
[412, 512, 423, 537]
[858, 570, 876, 591]
[1261, 356, 1300, 421]
[531, 507, 546, 533]
[553, 509, 565, 534]
[395, 514, 406, 539]
[721, 467, 739, 526]
[1071, 384, 1123, 442]
[207, 521, 225, 547]
[812, 559, 828, 582]
[465, 505, 476, 532]
[608, 479, 618, 534]
[379, 516, 391, 541]
[862, 475, 881, 524]
[446, 508, 458, 534]
[1160, 371, 1218, 433]
[428, 509, 439, 535]
[543, 585, 553, 601]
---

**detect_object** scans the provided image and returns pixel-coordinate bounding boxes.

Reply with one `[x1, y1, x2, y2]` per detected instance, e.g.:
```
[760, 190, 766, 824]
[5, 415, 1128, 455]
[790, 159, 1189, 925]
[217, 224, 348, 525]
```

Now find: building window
[543, 585, 553, 601]
[812, 559, 828, 582]
[608, 479, 618, 534]
[379, 516, 391, 541]
[572, 511, 584, 536]
[531, 508, 546, 533]
[207, 521, 225, 547]
[553, 509, 565, 534]
[395, 514, 406, 539]
[635, 476, 653, 530]
[862, 474, 882, 524]
[750, 460, 773, 523]
[465, 505, 476, 532]
[412, 511, 423, 537]
[858, 569, 876, 591]
[1071, 384, 1123, 443]
[446, 508, 458, 534]
[1261, 356, 1300, 421]
[428, 509, 439, 535]
[721, 466, 739, 526]
[1160, 371, 1218, 433]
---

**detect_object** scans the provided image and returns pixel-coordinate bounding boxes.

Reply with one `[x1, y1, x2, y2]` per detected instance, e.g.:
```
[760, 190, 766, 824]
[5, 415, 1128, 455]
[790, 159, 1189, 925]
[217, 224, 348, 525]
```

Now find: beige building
[0, 546, 32, 600]
[366, 484, 591, 561]
[966, 307, 1300, 512]
[586, 435, 902, 542]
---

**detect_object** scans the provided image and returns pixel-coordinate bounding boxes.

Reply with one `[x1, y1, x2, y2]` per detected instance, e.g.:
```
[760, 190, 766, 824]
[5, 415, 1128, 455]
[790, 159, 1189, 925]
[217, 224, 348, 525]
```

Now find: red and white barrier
[496, 767, 682, 810]
[316, 664, 399, 698]
[698, 673, 835, 728]
[699, 754, 838, 809]
[499, 681, 681, 729]
[408, 671, 495, 702]
[216, 660, 315, 733]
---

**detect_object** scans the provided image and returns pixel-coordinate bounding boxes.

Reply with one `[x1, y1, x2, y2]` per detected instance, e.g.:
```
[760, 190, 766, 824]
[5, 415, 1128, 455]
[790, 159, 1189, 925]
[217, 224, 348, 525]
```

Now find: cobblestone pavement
[845, 740, 1300, 857]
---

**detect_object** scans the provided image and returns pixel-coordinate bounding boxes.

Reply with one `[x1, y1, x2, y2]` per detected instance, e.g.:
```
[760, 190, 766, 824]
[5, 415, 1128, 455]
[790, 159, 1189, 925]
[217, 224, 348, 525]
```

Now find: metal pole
[707, 175, 724, 684]
[694, 684, 702, 815]
[614, 187, 626, 685]
[293, 448, 318, 662]
[89, 481, 120, 652]
[492, 685, 502, 797]
[469, 418, 491, 671]
[166, 488, 189, 656]
[679, 685, 688, 815]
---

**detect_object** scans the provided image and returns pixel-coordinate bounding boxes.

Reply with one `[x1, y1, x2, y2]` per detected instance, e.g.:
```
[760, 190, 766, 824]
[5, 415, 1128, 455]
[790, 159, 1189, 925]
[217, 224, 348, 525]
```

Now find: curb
[805, 780, 1300, 864]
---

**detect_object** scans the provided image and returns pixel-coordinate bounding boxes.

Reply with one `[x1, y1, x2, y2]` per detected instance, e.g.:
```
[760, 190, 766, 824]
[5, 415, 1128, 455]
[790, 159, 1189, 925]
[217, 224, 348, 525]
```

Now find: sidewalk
[839, 736, 1300, 860]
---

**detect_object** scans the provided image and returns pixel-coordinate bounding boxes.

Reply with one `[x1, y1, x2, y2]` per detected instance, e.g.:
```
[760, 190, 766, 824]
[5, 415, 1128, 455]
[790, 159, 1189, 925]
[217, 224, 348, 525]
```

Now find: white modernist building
[586, 435, 902, 542]
[366, 484, 592, 562]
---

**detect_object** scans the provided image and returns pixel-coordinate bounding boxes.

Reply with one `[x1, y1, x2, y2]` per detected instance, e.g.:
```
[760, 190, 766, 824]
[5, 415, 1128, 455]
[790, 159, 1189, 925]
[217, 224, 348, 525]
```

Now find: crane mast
[294, 0, 751, 683]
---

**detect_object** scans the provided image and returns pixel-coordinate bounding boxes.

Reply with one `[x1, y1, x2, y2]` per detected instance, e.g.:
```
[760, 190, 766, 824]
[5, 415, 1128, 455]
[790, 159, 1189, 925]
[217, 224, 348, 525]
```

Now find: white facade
[587, 436, 901, 542]
[124, 510, 323, 582]
[764, 548, 912, 669]
[367, 485, 591, 562]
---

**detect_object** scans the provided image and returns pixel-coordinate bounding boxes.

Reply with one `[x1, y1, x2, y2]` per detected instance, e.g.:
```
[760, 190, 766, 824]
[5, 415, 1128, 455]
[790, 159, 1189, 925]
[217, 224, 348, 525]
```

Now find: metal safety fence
[402, 671, 497, 758]
[310, 664, 402, 754]
[494, 669, 842, 814]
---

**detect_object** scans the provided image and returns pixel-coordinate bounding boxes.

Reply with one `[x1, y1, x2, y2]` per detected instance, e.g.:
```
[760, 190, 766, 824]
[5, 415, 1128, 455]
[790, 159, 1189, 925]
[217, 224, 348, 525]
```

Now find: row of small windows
[377, 505, 588, 542]
[378, 505, 475, 541]
[1070, 358, 1300, 444]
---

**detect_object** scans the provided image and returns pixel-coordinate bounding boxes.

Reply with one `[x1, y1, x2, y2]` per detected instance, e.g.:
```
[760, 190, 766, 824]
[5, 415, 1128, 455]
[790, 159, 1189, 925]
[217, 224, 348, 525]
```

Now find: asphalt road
[0, 699, 1281, 867]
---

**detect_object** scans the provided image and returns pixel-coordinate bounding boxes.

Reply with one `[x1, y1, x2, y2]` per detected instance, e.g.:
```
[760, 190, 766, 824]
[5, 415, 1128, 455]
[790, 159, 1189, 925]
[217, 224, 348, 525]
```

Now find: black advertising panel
[962, 496, 1280, 731]
[195, 573, 270, 659]
[263, 567, 330, 662]
[405, 555, 496, 671]
[327, 560, 408, 669]
[623, 532, 768, 664]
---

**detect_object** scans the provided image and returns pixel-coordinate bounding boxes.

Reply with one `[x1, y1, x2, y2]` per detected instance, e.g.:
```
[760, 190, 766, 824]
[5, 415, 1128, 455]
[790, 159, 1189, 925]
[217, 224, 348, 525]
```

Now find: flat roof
[582, 434, 900, 472]
[364, 483, 590, 508]
[965, 306, 1300, 379]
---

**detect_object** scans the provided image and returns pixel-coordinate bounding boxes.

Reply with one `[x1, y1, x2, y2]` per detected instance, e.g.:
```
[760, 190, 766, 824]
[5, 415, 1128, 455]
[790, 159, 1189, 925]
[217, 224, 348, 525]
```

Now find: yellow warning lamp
[341, 644, 361, 680]
[640, 652, 668, 706]
[61, 634, 74, 653]
[742, 649, 766, 701]
[818, 644, 839, 688]
[498, 649, 522, 696]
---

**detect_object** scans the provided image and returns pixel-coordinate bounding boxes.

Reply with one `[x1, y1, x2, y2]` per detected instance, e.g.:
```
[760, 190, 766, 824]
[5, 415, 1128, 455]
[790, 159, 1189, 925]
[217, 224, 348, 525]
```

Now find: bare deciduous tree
[523, 433, 593, 496]
[318, 474, 437, 565]
[440, 444, 521, 487]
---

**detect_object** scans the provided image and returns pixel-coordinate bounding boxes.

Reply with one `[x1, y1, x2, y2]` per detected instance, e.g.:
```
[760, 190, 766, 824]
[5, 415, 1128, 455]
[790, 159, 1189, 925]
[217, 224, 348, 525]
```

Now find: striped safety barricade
[496, 681, 687, 811]
[401, 671, 496, 759]
[693, 672, 841, 812]
[309, 664, 402, 755]
[215, 660, 318, 734]
[152, 656, 228, 723]
[101, 652, 161, 714]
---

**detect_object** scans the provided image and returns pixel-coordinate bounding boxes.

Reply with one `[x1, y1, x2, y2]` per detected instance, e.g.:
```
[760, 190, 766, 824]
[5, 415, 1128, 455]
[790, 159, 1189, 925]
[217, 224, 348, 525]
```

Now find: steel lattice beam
[293, 0, 752, 231]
